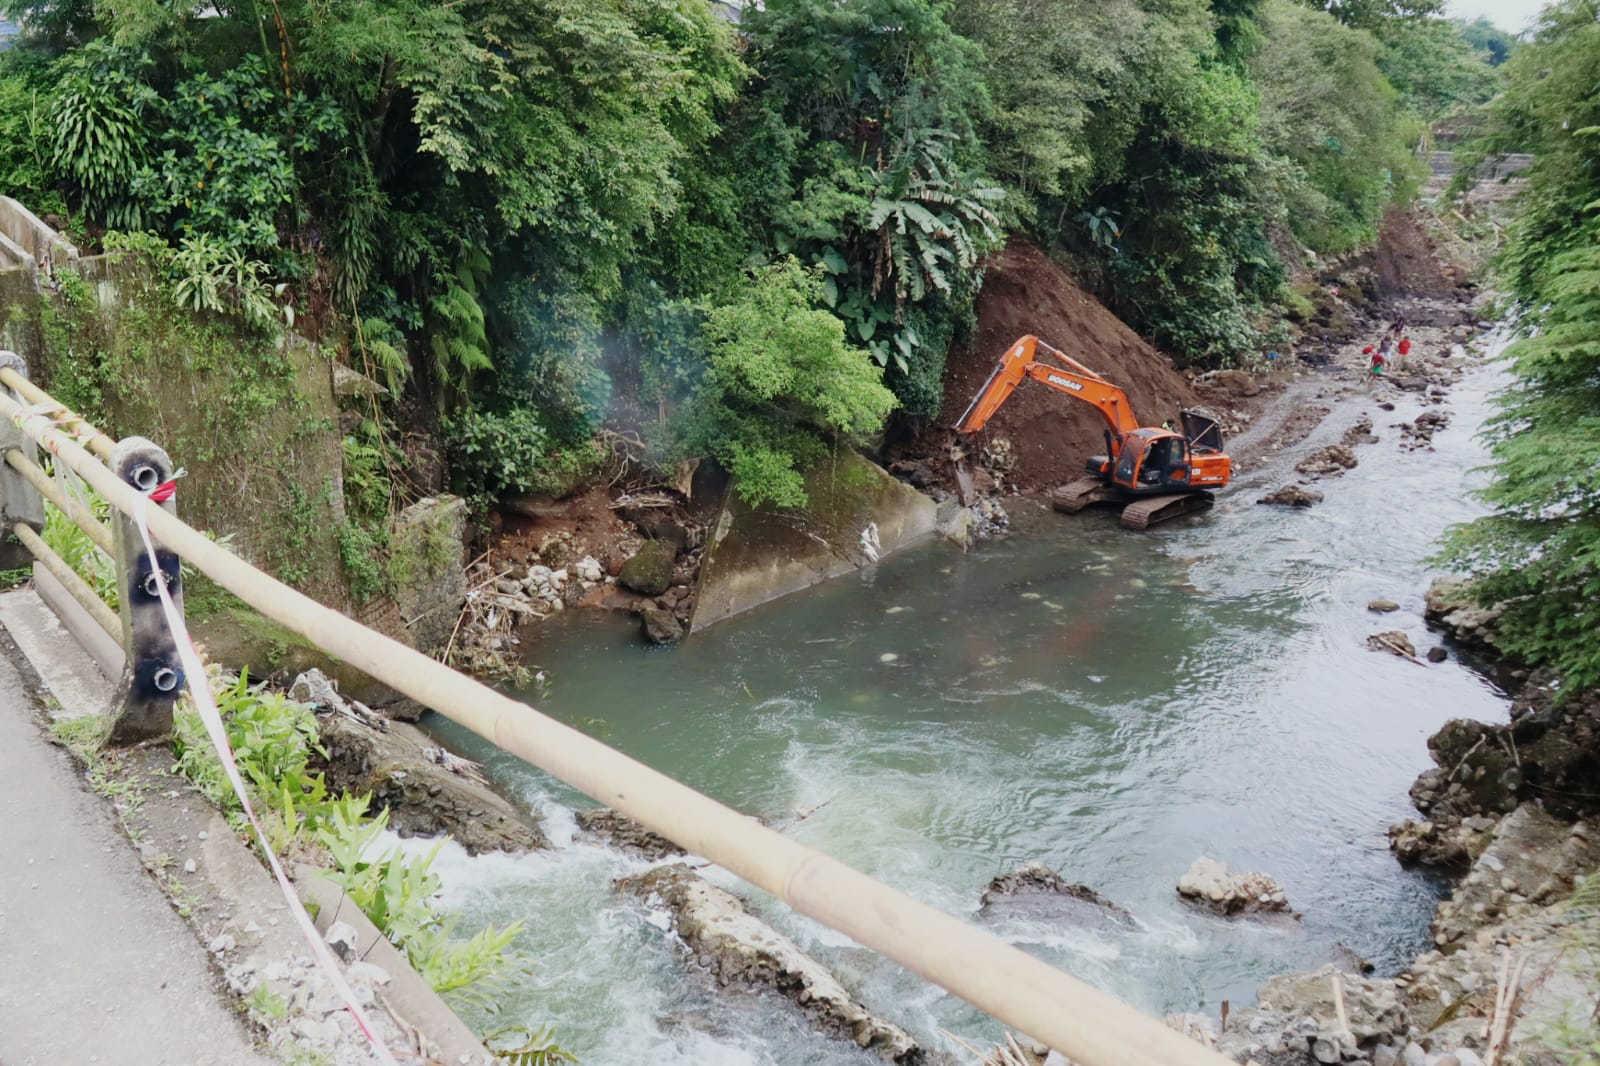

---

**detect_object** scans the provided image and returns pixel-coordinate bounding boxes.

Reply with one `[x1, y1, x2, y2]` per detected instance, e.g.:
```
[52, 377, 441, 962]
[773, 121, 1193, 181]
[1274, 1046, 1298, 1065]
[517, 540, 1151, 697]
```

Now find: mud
[904, 239, 1201, 495]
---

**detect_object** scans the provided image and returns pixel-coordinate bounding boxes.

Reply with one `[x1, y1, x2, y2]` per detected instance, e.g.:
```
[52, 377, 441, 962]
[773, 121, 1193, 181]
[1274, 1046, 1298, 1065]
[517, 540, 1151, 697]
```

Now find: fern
[486, 1026, 577, 1066]
[429, 251, 495, 390]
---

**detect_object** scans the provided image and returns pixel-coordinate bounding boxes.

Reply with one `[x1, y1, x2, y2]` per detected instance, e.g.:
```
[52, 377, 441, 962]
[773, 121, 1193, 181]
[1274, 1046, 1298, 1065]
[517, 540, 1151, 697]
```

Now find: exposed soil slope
[929, 240, 1199, 494]
[1370, 206, 1466, 305]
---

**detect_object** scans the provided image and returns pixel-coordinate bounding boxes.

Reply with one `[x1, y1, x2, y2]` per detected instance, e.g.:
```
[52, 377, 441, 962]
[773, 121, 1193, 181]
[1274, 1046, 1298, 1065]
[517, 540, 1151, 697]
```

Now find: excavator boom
[953, 334, 1232, 528]
[956, 335, 1143, 442]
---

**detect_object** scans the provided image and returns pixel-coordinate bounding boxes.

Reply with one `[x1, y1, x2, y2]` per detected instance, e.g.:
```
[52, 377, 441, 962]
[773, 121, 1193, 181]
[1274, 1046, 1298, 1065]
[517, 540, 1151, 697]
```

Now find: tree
[733, 0, 1000, 417]
[1254, 0, 1419, 252]
[676, 259, 898, 509]
[1378, 17, 1500, 121]
[1302, 0, 1442, 32]
[1440, 0, 1600, 692]
[1456, 15, 1516, 65]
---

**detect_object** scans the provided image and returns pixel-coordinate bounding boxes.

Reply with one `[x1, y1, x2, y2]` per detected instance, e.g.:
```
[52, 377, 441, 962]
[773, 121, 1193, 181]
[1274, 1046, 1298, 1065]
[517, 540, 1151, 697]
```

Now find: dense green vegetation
[0, 0, 1503, 514]
[1441, 0, 1600, 695]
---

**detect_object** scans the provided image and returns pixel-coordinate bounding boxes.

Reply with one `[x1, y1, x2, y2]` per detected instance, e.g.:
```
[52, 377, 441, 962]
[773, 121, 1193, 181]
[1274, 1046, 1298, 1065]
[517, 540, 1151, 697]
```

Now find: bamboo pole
[4, 447, 114, 553]
[0, 367, 117, 461]
[12, 521, 120, 638]
[0, 387, 1232, 1066]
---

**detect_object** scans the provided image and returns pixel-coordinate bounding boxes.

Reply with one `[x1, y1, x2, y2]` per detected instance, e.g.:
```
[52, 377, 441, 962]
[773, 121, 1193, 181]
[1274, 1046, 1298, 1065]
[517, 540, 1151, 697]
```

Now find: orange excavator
[955, 335, 1231, 529]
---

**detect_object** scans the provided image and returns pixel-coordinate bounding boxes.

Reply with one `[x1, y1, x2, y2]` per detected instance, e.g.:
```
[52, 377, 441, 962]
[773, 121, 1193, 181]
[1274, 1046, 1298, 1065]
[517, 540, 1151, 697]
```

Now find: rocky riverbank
[1185, 583, 1600, 1065]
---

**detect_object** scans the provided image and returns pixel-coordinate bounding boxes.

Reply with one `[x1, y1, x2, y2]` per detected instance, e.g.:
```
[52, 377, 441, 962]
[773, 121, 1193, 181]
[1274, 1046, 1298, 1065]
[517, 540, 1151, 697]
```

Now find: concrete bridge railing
[0, 353, 1234, 1066]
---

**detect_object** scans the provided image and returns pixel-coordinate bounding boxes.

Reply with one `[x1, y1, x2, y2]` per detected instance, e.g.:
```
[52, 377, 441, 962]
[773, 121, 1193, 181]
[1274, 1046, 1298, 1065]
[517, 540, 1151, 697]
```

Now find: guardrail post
[0, 352, 45, 570]
[105, 436, 185, 746]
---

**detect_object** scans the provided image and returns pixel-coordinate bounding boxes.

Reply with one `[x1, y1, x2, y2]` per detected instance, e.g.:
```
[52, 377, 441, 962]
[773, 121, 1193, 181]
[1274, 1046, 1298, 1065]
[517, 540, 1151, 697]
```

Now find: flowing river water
[418, 352, 1510, 1064]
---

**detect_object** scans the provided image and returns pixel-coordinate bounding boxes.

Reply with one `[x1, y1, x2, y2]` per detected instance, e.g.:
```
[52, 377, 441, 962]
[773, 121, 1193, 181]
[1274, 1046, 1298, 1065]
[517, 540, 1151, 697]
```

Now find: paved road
[0, 630, 271, 1066]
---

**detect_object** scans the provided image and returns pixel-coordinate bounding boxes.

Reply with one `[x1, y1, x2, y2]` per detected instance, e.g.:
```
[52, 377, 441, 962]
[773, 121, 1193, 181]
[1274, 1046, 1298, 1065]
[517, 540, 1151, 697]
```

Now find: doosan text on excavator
[955, 335, 1233, 529]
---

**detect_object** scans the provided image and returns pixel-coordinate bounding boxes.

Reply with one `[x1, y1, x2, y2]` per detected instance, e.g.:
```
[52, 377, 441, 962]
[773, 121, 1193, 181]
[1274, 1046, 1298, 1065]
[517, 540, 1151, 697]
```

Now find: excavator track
[1051, 477, 1119, 513]
[1118, 492, 1215, 530]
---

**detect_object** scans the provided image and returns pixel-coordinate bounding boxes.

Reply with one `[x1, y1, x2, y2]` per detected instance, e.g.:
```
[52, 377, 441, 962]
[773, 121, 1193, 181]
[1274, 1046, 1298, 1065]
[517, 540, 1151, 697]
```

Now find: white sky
[1444, 0, 1544, 32]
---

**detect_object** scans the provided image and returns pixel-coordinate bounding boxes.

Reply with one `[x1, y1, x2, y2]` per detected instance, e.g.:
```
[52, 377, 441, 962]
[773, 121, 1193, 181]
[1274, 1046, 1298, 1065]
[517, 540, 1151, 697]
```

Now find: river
[417, 353, 1509, 1064]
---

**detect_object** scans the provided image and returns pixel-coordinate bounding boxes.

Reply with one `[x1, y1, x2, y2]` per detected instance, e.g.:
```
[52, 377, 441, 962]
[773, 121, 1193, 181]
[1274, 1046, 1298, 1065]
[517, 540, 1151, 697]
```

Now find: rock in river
[1176, 857, 1293, 916]
[619, 540, 676, 596]
[575, 808, 685, 861]
[618, 864, 922, 1063]
[1367, 630, 1417, 659]
[1257, 485, 1324, 508]
[978, 862, 1136, 930]
[1295, 444, 1359, 478]
[296, 669, 548, 855]
[639, 604, 687, 645]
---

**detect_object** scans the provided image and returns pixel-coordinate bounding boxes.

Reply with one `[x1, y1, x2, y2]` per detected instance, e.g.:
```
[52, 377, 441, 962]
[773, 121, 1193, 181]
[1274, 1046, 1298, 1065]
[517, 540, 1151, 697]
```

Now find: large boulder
[1217, 966, 1408, 1065]
[1422, 577, 1503, 655]
[1176, 857, 1293, 916]
[618, 540, 676, 596]
[639, 604, 687, 645]
[1391, 679, 1600, 868]
[1203, 369, 1262, 398]
[295, 669, 548, 855]
[1428, 806, 1600, 950]
[617, 864, 922, 1063]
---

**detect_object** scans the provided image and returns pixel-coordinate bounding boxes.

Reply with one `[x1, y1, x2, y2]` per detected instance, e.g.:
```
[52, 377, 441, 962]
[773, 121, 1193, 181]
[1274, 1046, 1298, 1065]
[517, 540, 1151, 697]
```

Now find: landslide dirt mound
[924, 239, 1199, 494]
[1371, 206, 1464, 300]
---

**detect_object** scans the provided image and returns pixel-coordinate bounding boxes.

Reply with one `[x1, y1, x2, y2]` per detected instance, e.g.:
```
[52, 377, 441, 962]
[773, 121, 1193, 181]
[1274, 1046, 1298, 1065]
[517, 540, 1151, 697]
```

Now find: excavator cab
[1114, 430, 1192, 493]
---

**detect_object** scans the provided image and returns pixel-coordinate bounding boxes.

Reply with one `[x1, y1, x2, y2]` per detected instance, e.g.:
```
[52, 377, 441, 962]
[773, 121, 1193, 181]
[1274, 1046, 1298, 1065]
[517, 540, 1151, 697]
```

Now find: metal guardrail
[0, 353, 1235, 1066]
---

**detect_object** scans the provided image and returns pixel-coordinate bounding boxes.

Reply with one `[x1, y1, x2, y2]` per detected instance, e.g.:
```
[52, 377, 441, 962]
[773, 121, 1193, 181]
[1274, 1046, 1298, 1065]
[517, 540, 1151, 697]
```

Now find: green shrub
[40, 483, 117, 610]
[675, 258, 897, 509]
[443, 407, 549, 502]
[0, 55, 66, 216]
[170, 668, 528, 1008]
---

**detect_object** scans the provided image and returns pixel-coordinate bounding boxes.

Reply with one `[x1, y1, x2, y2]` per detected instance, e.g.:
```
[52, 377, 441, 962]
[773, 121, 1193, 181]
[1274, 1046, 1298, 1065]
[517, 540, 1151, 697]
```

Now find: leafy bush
[48, 40, 158, 230]
[172, 670, 324, 812]
[40, 486, 118, 610]
[443, 407, 549, 502]
[168, 235, 293, 330]
[171, 668, 528, 1009]
[676, 259, 897, 509]
[0, 55, 65, 216]
[1437, 0, 1600, 696]
[127, 57, 301, 257]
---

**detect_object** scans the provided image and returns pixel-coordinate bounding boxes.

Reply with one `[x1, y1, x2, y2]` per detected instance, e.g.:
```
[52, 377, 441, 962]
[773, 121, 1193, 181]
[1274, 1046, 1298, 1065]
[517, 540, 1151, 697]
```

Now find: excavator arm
[955, 335, 1143, 443]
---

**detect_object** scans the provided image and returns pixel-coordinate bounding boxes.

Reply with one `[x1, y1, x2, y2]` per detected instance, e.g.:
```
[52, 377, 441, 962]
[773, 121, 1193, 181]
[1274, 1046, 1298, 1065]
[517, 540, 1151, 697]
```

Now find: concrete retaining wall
[691, 450, 936, 631]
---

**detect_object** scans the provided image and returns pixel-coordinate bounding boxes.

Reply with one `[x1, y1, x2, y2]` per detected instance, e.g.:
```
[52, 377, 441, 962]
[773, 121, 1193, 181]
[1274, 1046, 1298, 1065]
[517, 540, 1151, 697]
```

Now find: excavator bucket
[1181, 411, 1224, 452]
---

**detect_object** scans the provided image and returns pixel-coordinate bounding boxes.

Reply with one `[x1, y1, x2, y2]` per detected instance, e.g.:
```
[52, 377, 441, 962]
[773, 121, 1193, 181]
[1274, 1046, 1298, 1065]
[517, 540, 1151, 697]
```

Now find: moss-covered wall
[3, 253, 351, 608]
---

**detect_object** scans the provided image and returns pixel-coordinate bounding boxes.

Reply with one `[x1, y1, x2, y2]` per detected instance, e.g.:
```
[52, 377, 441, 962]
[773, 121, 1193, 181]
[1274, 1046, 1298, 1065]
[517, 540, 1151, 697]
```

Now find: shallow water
[418, 352, 1509, 1064]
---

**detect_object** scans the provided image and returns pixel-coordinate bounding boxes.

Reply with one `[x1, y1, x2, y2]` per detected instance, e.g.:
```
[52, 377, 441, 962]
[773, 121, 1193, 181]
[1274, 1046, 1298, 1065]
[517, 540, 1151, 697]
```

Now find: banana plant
[863, 128, 1002, 307]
